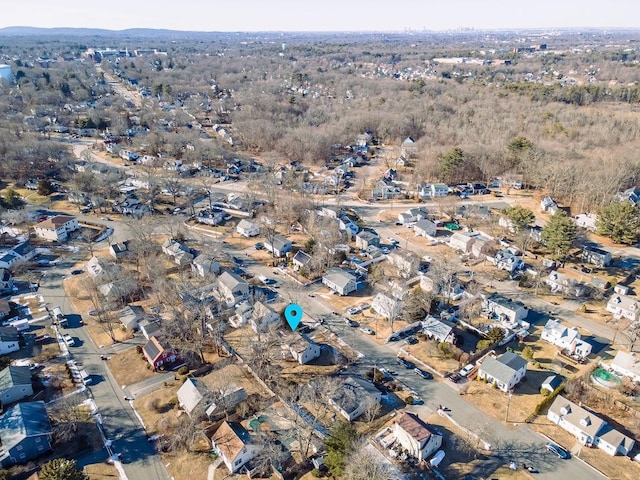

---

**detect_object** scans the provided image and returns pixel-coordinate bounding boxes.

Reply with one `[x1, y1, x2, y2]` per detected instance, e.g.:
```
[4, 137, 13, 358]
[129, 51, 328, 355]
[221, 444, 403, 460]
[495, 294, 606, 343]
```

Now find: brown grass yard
[109, 347, 157, 387]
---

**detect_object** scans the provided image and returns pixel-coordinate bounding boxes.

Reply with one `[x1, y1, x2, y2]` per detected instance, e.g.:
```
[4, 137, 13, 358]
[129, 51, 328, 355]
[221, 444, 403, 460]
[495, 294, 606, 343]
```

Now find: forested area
[2, 30, 640, 212]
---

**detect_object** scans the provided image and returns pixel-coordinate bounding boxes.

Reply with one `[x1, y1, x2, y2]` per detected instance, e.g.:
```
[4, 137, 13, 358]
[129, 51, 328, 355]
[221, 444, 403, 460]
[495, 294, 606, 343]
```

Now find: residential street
[37, 255, 172, 480]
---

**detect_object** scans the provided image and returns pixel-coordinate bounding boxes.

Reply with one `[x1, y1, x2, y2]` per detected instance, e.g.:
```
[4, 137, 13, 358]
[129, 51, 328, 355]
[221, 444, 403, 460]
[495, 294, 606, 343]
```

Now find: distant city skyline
[2, 0, 640, 32]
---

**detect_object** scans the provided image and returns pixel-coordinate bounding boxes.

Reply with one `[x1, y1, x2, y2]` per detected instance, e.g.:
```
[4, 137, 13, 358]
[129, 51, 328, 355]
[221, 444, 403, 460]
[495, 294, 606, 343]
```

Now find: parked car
[447, 372, 462, 383]
[254, 242, 264, 250]
[62, 334, 75, 347]
[344, 318, 359, 328]
[406, 336, 419, 345]
[545, 442, 570, 459]
[396, 357, 415, 369]
[347, 306, 362, 315]
[459, 364, 475, 377]
[359, 327, 375, 335]
[414, 368, 433, 380]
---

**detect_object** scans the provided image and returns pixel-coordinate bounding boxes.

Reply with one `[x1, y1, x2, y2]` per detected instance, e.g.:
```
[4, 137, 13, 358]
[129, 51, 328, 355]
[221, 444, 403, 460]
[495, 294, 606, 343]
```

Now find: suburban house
[236, 219, 260, 238]
[401, 136, 417, 158]
[414, 219, 437, 238]
[196, 208, 226, 226]
[322, 268, 358, 296]
[420, 276, 464, 301]
[250, 301, 280, 333]
[292, 250, 312, 271]
[483, 293, 528, 324]
[0, 366, 33, 406]
[0, 269, 14, 294]
[540, 196, 559, 214]
[372, 293, 401, 320]
[139, 318, 162, 340]
[546, 271, 588, 297]
[429, 183, 450, 198]
[421, 316, 456, 344]
[33, 215, 79, 242]
[264, 234, 292, 258]
[355, 230, 380, 250]
[0, 327, 20, 355]
[206, 384, 248, 419]
[328, 376, 381, 422]
[177, 378, 211, 416]
[606, 293, 640, 322]
[616, 186, 640, 207]
[118, 305, 146, 331]
[393, 412, 443, 462]
[387, 250, 419, 278]
[582, 246, 612, 267]
[142, 336, 176, 370]
[228, 302, 255, 329]
[162, 239, 194, 266]
[86, 255, 110, 279]
[218, 271, 250, 306]
[109, 241, 130, 260]
[574, 213, 598, 232]
[449, 232, 475, 254]
[398, 207, 429, 225]
[477, 352, 527, 392]
[541, 374, 564, 394]
[493, 250, 524, 273]
[0, 401, 52, 467]
[0, 242, 37, 270]
[548, 395, 635, 456]
[211, 421, 257, 474]
[282, 333, 321, 364]
[541, 319, 592, 359]
[191, 255, 221, 277]
[608, 351, 640, 383]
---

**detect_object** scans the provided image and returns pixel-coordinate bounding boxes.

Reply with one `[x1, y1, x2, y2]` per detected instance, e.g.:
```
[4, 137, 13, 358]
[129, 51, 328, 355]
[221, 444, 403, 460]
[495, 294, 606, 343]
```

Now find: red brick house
[142, 336, 176, 370]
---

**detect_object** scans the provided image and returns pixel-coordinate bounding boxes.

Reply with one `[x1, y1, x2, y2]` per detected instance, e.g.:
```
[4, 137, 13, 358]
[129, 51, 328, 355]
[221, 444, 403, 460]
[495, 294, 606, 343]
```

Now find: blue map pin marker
[284, 303, 302, 331]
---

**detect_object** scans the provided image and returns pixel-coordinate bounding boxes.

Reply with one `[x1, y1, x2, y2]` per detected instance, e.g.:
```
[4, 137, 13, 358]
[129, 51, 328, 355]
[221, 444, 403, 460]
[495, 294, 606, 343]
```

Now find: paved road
[37, 255, 171, 480]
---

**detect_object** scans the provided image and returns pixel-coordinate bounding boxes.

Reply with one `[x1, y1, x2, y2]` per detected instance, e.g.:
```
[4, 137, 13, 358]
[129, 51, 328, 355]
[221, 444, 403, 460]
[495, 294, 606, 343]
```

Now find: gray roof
[548, 395, 605, 438]
[422, 316, 454, 342]
[480, 352, 527, 384]
[0, 366, 32, 392]
[218, 270, 247, 290]
[356, 230, 379, 241]
[293, 250, 312, 265]
[330, 376, 379, 416]
[0, 401, 51, 450]
[177, 378, 209, 414]
[323, 268, 356, 289]
[118, 305, 145, 329]
[541, 374, 564, 391]
[0, 326, 19, 343]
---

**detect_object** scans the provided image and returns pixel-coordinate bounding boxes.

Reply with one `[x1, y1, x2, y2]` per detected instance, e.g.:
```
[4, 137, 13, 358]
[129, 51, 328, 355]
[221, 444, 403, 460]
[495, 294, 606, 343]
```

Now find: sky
[2, 0, 640, 32]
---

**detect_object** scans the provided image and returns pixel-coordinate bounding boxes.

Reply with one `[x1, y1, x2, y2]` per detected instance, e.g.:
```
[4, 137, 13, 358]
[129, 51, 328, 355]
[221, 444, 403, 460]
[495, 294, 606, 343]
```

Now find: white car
[62, 334, 75, 347]
[347, 306, 361, 315]
[459, 364, 475, 377]
[359, 327, 375, 335]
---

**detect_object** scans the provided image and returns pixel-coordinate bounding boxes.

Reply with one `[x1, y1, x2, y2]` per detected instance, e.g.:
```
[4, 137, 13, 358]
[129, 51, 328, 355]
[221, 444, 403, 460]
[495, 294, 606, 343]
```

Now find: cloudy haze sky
[2, 0, 639, 31]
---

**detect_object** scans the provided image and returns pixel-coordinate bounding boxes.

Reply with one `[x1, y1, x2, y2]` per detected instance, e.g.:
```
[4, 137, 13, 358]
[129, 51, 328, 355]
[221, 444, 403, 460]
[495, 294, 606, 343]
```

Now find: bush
[177, 366, 189, 375]
[167, 396, 178, 408]
[136, 345, 143, 354]
[405, 396, 414, 405]
[146, 397, 161, 412]
[311, 469, 325, 478]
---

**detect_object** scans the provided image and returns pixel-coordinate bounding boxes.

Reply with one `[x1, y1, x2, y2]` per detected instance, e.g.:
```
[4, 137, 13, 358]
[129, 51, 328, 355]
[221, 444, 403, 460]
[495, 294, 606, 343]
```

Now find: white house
[264, 234, 292, 258]
[493, 250, 524, 273]
[0, 366, 33, 406]
[162, 239, 194, 266]
[429, 183, 450, 198]
[540, 196, 559, 214]
[33, 215, 79, 242]
[236, 219, 260, 238]
[548, 395, 635, 456]
[86, 255, 109, 280]
[328, 376, 381, 422]
[109, 241, 130, 260]
[211, 421, 257, 474]
[609, 351, 640, 383]
[191, 255, 221, 277]
[292, 250, 312, 271]
[250, 301, 280, 333]
[420, 276, 464, 301]
[477, 352, 527, 392]
[218, 271, 249, 306]
[449, 232, 475, 254]
[387, 250, 419, 278]
[541, 319, 592, 358]
[0, 242, 37, 270]
[546, 271, 588, 297]
[421, 316, 455, 344]
[414, 219, 437, 238]
[393, 412, 443, 462]
[0, 327, 20, 355]
[282, 334, 321, 364]
[574, 213, 597, 232]
[606, 293, 640, 322]
[483, 293, 528, 324]
[322, 268, 357, 296]
[372, 293, 401, 320]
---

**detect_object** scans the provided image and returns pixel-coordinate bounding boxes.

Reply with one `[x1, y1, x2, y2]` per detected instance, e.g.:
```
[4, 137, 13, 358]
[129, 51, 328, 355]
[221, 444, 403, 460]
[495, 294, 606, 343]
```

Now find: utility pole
[505, 391, 513, 423]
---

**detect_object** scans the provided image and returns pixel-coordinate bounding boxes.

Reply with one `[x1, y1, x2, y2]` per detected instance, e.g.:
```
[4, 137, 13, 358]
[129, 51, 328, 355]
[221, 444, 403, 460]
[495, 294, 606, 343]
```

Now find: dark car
[396, 357, 415, 369]
[71, 269, 83, 275]
[406, 336, 419, 345]
[344, 318, 359, 328]
[414, 368, 433, 380]
[447, 372, 462, 383]
[254, 242, 264, 250]
[545, 442, 570, 459]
